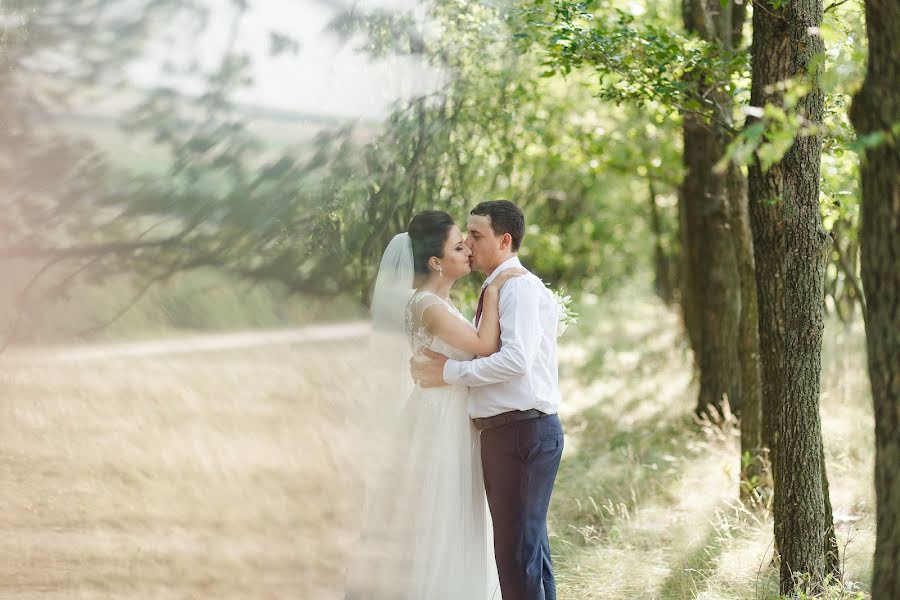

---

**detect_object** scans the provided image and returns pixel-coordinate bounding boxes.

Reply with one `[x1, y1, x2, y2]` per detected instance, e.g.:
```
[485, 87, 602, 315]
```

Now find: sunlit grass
[0, 289, 874, 599]
[551, 290, 874, 599]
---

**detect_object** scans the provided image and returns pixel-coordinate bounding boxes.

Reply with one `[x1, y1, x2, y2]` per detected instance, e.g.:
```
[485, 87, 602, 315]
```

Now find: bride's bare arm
[422, 269, 525, 357]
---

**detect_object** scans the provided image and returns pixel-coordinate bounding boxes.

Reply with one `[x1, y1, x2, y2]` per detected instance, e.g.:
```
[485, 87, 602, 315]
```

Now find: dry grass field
[0, 292, 875, 599]
[1, 339, 369, 599]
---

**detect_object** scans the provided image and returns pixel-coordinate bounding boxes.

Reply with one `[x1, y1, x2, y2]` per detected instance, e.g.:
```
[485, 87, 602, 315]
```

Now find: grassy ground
[551, 293, 874, 600]
[0, 290, 874, 599]
[1, 341, 369, 599]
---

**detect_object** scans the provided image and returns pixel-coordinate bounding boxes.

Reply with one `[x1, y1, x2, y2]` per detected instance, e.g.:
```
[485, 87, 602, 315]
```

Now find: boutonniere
[546, 283, 578, 337]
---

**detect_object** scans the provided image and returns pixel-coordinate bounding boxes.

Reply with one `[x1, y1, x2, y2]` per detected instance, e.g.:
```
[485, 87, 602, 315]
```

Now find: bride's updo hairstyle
[408, 210, 455, 281]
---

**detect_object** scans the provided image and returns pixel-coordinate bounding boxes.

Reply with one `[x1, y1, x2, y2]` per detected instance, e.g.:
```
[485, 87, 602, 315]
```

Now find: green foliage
[522, 0, 871, 326]
[722, 91, 819, 174]
[0, 0, 682, 337]
[317, 0, 681, 300]
[516, 2, 746, 124]
[0, 0, 873, 335]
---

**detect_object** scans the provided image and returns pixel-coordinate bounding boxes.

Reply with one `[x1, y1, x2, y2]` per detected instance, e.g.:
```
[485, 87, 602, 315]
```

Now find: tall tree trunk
[648, 173, 675, 305]
[849, 1, 900, 597]
[748, 0, 837, 593]
[681, 0, 742, 418]
[678, 189, 703, 370]
[821, 441, 841, 580]
[729, 165, 769, 506]
[725, 0, 767, 507]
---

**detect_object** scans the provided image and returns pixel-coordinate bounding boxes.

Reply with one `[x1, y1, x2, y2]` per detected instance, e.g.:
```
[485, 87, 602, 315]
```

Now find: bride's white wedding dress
[347, 290, 501, 599]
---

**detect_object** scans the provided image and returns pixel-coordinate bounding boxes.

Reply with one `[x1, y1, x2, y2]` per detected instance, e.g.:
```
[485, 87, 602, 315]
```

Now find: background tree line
[521, 0, 896, 595]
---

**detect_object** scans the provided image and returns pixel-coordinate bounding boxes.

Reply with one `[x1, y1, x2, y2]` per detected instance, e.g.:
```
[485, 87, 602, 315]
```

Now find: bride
[346, 210, 522, 599]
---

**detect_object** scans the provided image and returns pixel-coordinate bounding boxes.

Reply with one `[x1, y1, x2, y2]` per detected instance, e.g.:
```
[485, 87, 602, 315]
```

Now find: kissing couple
[347, 200, 564, 600]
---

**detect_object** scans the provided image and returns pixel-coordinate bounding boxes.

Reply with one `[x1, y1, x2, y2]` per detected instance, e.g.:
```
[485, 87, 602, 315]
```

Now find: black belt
[473, 409, 545, 432]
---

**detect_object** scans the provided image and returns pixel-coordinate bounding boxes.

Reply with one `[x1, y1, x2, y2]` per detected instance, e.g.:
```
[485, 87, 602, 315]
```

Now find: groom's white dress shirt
[442, 256, 562, 419]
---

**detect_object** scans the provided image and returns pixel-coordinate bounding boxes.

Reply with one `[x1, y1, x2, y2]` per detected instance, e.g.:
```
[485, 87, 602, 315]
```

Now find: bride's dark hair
[408, 210, 455, 278]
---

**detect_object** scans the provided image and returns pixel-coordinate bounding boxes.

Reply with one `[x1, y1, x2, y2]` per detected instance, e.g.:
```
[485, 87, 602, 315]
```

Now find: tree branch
[824, 0, 852, 14]
[0, 232, 189, 260]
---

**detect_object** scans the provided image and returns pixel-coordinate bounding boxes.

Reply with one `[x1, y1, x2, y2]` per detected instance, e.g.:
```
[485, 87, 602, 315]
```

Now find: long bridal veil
[369, 232, 416, 407]
[344, 232, 421, 596]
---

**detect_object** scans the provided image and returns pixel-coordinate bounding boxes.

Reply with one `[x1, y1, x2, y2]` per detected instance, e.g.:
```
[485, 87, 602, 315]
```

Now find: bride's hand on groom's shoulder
[489, 268, 527, 293]
[409, 349, 449, 388]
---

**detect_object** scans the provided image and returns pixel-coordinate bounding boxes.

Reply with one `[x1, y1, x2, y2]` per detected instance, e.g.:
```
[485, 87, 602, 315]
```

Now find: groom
[412, 200, 564, 600]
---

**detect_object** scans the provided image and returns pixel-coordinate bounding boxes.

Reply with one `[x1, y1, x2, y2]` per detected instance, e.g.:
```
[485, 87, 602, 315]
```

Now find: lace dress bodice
[404, 291, 476, 362]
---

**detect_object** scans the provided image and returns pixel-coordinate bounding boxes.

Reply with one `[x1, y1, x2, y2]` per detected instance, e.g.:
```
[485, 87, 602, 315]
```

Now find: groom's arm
[443, 277, 542, 387]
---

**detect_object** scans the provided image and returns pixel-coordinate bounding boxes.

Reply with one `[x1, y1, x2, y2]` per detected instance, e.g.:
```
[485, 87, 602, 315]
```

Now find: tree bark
[681, 0, 743, 418]
[821, 440, 841, 580]
[849, 1, 900, 597]
[649, 174, 675, 305]
[678, 187, 703, 370]
[724, 2, 767, 505]
[729, 165, 769, 506]
[748, 4, 788, 467]
[748, 0, 837, 593]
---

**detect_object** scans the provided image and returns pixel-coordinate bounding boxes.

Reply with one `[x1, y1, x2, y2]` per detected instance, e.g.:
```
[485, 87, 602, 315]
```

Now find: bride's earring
[439, 264, 444, 277]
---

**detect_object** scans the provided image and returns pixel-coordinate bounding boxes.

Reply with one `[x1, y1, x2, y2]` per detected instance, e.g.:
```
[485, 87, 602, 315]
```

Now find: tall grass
[550, 290, 874, 599]
[1, 340, 369, 598]
[0, 287, 874, 599]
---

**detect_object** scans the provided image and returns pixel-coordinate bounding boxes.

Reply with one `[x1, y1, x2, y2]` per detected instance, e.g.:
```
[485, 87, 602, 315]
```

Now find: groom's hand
[410, 349, 449, 388]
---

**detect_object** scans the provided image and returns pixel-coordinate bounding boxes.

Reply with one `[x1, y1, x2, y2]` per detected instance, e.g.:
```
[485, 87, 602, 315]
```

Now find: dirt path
[1, 321, 371, 362]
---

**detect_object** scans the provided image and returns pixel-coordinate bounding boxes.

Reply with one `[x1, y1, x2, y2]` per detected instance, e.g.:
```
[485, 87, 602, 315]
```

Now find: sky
[127, 0, 446, 121]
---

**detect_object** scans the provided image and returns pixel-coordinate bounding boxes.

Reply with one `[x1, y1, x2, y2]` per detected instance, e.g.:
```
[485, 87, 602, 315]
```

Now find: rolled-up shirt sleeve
[443, 278, 542, 387]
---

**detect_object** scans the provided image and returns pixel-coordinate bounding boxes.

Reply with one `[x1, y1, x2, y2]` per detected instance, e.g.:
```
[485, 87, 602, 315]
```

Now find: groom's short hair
[470, 200, 525, 251]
